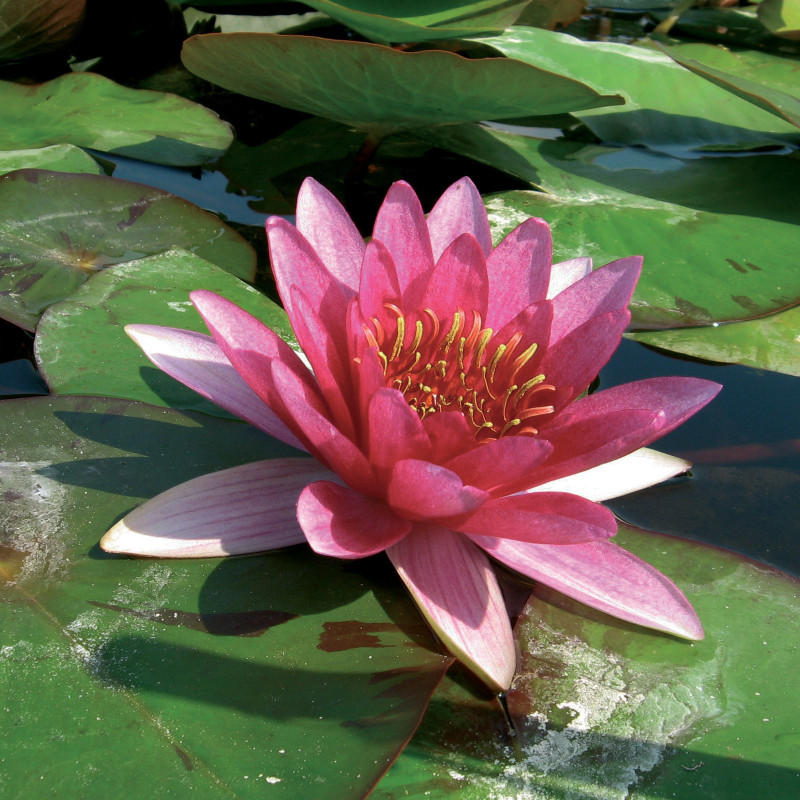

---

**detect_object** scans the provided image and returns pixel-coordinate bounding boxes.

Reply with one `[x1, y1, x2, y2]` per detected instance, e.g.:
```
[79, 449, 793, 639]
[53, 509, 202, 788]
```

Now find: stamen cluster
[365, 305, 555, 440]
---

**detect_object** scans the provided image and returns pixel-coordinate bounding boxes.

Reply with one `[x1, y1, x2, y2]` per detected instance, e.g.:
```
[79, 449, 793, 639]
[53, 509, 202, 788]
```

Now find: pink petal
[295, 177, 364, 293]
[124, 324, 304, 451]
[548, 256, 642, 345]
[471, 536, 703, 640]
[445, 435, 552, 494]
[358, 239, 401, 322]
[426, 177, 492, 261]
[266, 216, 352, 328]
[388, 459, 489, 520]
[422, 411, 480, 462]
[297, 481, 410, 558]
[373, 180, 434, 308]
[368, 388, 431, 473]
[485, 217, 552, 330]
[527, 447, 691, 502]
[420, 233, 489, 321]
[271, 359, 376, 496]
[451, 492, 616, 544]
[546, 257, 593, 299]
[100, 459, 327, 557]
[535, 377, 722, 485]
[387, 525, 516, 691]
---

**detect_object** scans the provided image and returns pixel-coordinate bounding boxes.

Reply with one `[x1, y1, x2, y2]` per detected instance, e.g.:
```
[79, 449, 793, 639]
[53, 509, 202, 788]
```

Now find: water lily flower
[101, 177, 720, 691]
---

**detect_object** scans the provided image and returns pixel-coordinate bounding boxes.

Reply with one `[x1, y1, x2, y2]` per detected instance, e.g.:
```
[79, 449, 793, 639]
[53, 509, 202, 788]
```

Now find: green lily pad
[662, 45, 800, 129]
[0, 0, 85, 62]
[471, 27, 800, 151]
[0, 169, 256, 331]
[376, 523, 800, 799]
[35, 250, 294, 414]
[0, 395, 452, 800]
[0, 72, 233, 166]
[631, 305, 800, 378]
[482, 186, 800, 328]
[180, 32, 623, 138]
[759, 0, 800, 39]
[0, 145, 103, 177]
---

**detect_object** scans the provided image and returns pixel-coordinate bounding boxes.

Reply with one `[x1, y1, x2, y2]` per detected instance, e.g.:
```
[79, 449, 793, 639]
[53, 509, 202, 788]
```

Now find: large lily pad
[180, 32, 623, 138]
[0, 0, 85, 62]
[0, 72, 233, 166]
[471, 27, 800, 151]
[376, 523, 800, 799]
[0, 395, 453, 799]
[0, 169, 255, 330]
[0, 144, 103, 178]
[482, 187, 800, 328]
[35, 251, 294, 413]
[758, 0, 800, 39]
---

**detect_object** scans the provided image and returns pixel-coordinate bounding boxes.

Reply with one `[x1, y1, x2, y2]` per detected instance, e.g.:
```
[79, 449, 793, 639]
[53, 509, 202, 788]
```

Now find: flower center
[365, 305, 556, 440]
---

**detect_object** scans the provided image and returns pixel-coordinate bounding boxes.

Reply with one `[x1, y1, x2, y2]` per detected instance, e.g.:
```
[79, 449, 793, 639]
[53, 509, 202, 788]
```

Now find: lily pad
[376, 523, 800, 799]
[471, 27, 800, 152]
[0, 395, 453, 800]
[758, 0, 800, 39]
[482, 187, 800, 328]
[180, 32, 623, 138]
[631, 305, 800, 378]
[0, 0, 85, 62]
[0, 72, 233, 166]
[35, 251, 294, 414]
[0, 169, 256, 330]
[0, 144, 103, 177]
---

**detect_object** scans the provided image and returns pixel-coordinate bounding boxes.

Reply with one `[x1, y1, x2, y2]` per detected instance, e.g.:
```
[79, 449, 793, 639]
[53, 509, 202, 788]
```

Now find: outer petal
[124, 324, 304, 451]
[471, 536, 704, 640]
[547, 257, 593, 299]
[358, 239, 401, 322]
[485, 216, 552, 330]
[450, 492, 617, 545]
[388, 459, 489, 520]
[297, 481, 411, 558]
[295, 177, 364, 292]
[387, 525, 516, 691]
[548, 256, 642, 345]
[526, 447, 691, 502]
[426, 177, 492, 261]
[373, 180, 435, 307]
[368, 388, 431, 472]
[100, 459, 327, 557]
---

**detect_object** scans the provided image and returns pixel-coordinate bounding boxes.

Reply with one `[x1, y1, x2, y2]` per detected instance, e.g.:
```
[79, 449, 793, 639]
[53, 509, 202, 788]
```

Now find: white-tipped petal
[547, 256, 593, 299]
[525, 447, 691, 502]
[101, 458, 332, 557]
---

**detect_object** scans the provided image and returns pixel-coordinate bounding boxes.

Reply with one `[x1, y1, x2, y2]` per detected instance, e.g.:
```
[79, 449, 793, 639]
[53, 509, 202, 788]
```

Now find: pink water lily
[101, 177, 720, 691]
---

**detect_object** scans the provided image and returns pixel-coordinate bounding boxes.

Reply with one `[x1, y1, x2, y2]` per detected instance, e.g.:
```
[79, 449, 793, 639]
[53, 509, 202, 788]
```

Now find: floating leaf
[471, 27, 800, 151]
[35, 251, 293, 414]
[181, 32, 623, 138]
[0, 0, 85, 62]
[0, 169, 255, 330]
[376, 523, 800, 799]
[0, 72, 233, 166]
[0, 144, 103, 177]
[0, 395, 452, 799]
[758, 0, 800, 39]
[631, 306, 800, 378]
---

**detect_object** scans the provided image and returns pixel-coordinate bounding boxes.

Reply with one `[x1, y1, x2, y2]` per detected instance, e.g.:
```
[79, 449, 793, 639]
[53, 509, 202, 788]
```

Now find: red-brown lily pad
[0, 169, 256, 331]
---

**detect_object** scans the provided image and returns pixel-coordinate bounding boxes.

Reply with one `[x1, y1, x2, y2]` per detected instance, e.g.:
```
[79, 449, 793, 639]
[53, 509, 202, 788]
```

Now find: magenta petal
[547, 257, 593, 299]
[426, 177, 492, 261]
[388, 459, 489, 520]
[421, 233, 489, 320]
[297, 481, 410, 558]
[368, 388, 431, 472]
[451, 492, 617, 544]
[485, 216, 552, 330]
[422, 411, 479, 462]
[445, 435, 552, 494]
[358, 239, 401, 322]
[387, 525, 516, 691]
[295, 177, 364, 293]
[124, 325, 304, 451]
[101, 459, 327, 557]
[549, 256, 642, 344]
[373, 180, 434, 307]
[471, 536, 703, 640]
